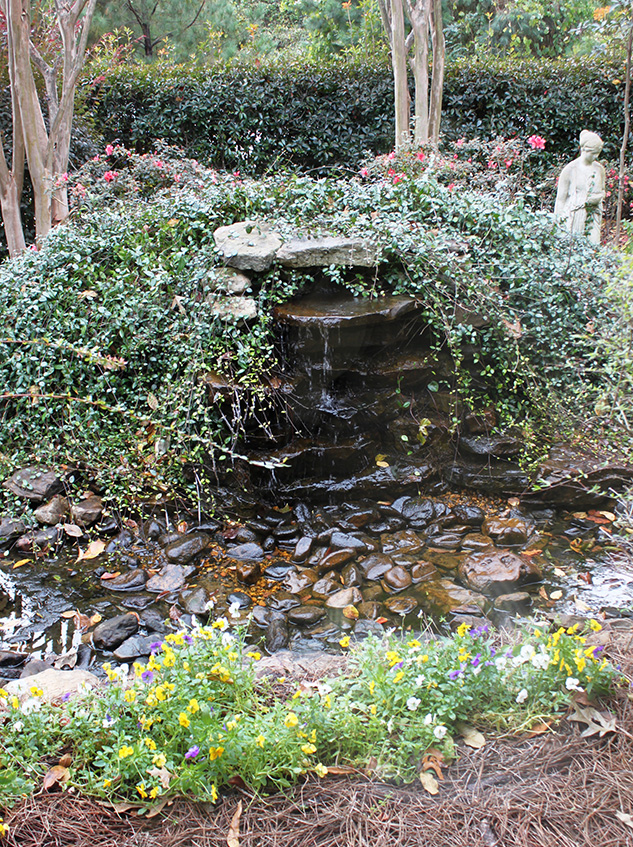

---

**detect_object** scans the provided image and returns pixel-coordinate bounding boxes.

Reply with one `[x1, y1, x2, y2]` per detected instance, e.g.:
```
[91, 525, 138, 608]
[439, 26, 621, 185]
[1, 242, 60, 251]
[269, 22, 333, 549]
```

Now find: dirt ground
[4, 631, 633, 847]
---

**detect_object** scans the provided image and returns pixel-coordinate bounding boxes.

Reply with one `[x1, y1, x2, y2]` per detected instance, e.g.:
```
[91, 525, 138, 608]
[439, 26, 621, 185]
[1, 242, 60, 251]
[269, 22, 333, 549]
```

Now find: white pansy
[495, 656, 507, 670]
[565, 677, 583, 691]
[406, 696, 421, 711]
[20, 698, 42, 715]
[415, 675, 425, 686]
[516, 688, 528, 704]
[433, 725, 447, 740]
[228, 600, 241, 619]
[531, 649, 550, 671]
[424, 713, 434, 725]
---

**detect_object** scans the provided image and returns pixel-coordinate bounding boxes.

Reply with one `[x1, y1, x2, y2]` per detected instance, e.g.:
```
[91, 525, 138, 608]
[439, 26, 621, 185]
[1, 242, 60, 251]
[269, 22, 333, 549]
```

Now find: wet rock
[34, 495, 70, 525]
[121, 595, 155, 611]
[157, 531, 182, 547]
[106, 569, 148, 592]
[482, 517, 530, 546]
[353, 619, 385, 639]
[458, 550, 541, 596]
[95, 516, 120, 536]
[234, 526, 260, 544]
[263, 562, 296, 580]
[71, 495, 103, 527]
[76, 644, 93, 669]
[340, 507, 376, 529]
[384, 596, 418, 615]
[288, 606, 326, 626]
[93, 613, 139, 650]
[146, 564, 189, 593]
[312, 578, 341, 600]
[140, 609, 169, 633]
[459, 433, 523, 459]
[341, 563, 362, 587]
[325, 587, 363, 608]
[144, 519, 163, 541]
[20, 659, 51, 678]
[368, 517, 406, 534]
[359, 553, 393, 577]
[381, 530, 424, 554]
[382, 566, 412, 592]
[228, 591, 251, 609]
[357, 601, 383, 619]
[105, 529, 135, 553]
[494, 591, 533, 613]
[292, 537, 313, 563]
[165, 532, 211, 565]
[284, 569, 317, 594]
[461, 533, 494, 552]
[113, 635, 157, 661]
[420, 579, 488, 616]
[411, 561, 436, 582]
[227, 542, 264, 561]
[214, 220, 283, 272]
[362, 583, 385, 602]
[428, 534, 462, 550]
[265, 618, 289, 652]
[0, 650, 28, 668]
[179, 585, 214, 616]
[5, 668, 99, 703]
[251, 605, 282, 628]
[4, 467, 62, 503]
[15, 527, 60, 552]
[320, 549, 357, 570]
[463, 409, 497, 435]
[329, 532, 367, 552]
[267, 591, 301, 612]
[276, 235, 379, 268]
[0, 517, 27, 549]
[236, 560, 261, 585]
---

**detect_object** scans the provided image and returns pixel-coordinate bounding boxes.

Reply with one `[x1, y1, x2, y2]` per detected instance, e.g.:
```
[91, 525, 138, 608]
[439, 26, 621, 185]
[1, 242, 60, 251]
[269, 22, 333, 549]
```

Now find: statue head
[579, 130, 604, 156]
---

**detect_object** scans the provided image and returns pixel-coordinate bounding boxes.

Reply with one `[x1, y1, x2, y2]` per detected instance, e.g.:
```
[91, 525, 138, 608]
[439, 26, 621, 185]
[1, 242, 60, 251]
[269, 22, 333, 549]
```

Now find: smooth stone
[228, 591, 251, 609]
[71, 495, 103, 527]
[459, 550, 541, 595]
[340, 508, 376, 529]
[0, 518, 26, 548]
[106, 569, 147, 592]
[287, 606, 326, 626]
[15, 527, 60, 551]
[92, 613, 139, 650]
[411, 561, 436, 582]
[341, 563, 362, 587]
[368, 517, 406, 534]
[165, 532, 211, 565]
[460, 434, 523, 458]
[140, 610, 169, 633]
[5, 668, 99, 703]
[384, 596, 418, 615]
[418, 580, 487, 616]
[380, 530, 424, 554]
[358, 553, 393, 577]
[357, 601, 383, 619]
[208, 266, 251, 294]
[157, 531, 181, 547]
[461, 533, 494, 552]
[251, 605, 274, 628]
[105, 529, 135, 553]
[121, 595, 155, 611]
[320, 549, 357, 570]
[227, 542, 264, 561]
[400, 498, 436, 527]
[276, 235, 379, 268]
[193, 519, 222, 533]
[482, 517, 530, 546]
[429, 534, 462, 550]
[329, 532, 367, 552]
[267, 591, 301, 612]
[3, 467, 62, 503]
[236, 560, 261, 585]
[453, 504, 485, 526]
[19, 659, 51, 678]
[311, 578, 340, 600]
[382, 566, 412, 592]
[214, 220, 283, 272]
[325, 587, 363, 608]
[34, 495, 70, 525]
[145, 564, 188, 593]
[179, 585, 213, 616]
[494, 591, 533, 612]
[265, 618, 289, 652]
[0, 650, 28, 667]
[234, 527, 260, 544]
[263, 562, 296, 580]
[144, 519, 163, 540]
[353, 619, 385, 639]
[362, 584, 384, 601]
[283, 570, 317, 594]
[292, 537, 313, 563]
[113, 635, 157, 661]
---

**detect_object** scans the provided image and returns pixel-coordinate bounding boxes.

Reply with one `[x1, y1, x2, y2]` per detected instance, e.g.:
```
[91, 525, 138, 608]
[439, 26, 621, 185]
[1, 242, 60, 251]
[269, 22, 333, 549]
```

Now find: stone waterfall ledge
[213, 220, 380, 272]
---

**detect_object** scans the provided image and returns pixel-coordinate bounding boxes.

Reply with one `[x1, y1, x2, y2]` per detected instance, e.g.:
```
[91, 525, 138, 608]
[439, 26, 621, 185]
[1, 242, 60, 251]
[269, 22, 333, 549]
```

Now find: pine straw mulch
[4, 633, 633, 847]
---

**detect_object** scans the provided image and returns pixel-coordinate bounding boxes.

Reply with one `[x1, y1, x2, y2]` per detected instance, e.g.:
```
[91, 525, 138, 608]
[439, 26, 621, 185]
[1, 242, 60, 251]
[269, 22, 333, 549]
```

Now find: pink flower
[528, 135, 546, 150]
[448, 182, 455, 191]
[387, 167, 396, 177]
[387, 151, 396, 161]
[453, 153, 458, 160]
[103, 170, 116, 183]
[74, 182, 87, 198]
[504, 159, 513, 168]
[393, 172, 405, 184]
[153, 159, 164, 169]
[174, 173, 181, 183]
[360, 167, 369, 177]
[54, 172, 69, 187]
[417, 151, 426, 162]
[467, 158, 472, 163]
[487, 160, 497, 169]
[29, 244, 38, 251]
[456, 138, 465, 148]
[105, 144, 114, 156]
[93, 155, 100, 162]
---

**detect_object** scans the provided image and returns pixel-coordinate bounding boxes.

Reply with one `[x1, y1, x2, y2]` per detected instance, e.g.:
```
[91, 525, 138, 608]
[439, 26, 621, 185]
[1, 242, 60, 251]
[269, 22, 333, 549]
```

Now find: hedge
[82, 55, 627, 173]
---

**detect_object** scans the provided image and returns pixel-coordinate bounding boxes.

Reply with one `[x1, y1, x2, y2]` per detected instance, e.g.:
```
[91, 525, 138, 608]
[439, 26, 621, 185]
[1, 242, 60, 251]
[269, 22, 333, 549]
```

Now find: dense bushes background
[83, 55, 626, 173]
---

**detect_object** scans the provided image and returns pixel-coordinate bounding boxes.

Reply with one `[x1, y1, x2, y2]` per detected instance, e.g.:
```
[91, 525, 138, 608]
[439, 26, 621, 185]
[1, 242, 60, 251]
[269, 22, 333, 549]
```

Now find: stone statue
[554, 130, 605, 245]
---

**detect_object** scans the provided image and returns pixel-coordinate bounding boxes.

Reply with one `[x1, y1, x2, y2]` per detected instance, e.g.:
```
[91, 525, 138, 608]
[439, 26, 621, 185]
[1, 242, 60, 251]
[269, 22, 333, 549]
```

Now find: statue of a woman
[554, 130, 605, 245]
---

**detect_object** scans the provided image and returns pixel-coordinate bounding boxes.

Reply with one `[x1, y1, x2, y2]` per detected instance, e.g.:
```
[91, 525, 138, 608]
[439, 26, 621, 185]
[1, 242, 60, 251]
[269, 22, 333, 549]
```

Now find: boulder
[287, 606, 326, 626]
[164, 532, 211, 565]
[3, 467, 62, 503]
[104, 569, 148, 592]
[4, 668, 99, 703]
[92, 613, 139, 650]
[71, 495, 103, 527]
[214, 220, 282, 272]
[34, 495, 70, 526]
[483, 517, 530, 546]
[207, 295, 258, 323]
[458, 550, 541, 596]
[276, 236, 379, 268]
[208, 267, 251, 294]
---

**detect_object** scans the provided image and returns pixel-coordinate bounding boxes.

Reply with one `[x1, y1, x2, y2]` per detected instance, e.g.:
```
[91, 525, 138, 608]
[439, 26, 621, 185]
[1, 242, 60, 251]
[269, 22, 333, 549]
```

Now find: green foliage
[81, 55, 627, 173]
[0, 619, 614, 804]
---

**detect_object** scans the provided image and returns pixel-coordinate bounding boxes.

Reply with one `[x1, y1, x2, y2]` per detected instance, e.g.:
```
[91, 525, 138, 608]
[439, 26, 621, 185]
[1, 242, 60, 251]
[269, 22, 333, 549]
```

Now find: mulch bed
[4, 635, 633, 847]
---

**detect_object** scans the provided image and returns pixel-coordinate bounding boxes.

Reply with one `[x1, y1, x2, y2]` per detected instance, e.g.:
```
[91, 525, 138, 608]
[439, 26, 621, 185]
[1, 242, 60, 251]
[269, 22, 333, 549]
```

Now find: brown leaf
[60, 609, 77, 618]
[419, 771, 439, 795]
[521, 548, 543, 558]
[525, 720, 554, 738]
[148, 766, 173, 789]
[76, 540, 106, 562]
[228, 775, 248, 790]
[63, 523, 83, 538]
[147, 393, 159, 411]
[100, 571, 121, 580]
[42, 765, 70, 791]
[12, 558, 31, 569]
[227, 799, 242, 847]
[569, 702, 617, 737]
[457, 723, 486, 749]
[146, 798, 172, 818]
[549, 590, 563, 601]
[58, 754, 72, 768]
[177, 521, 188, 534]
[421, 749, 445, 780]
[324, 766, 356, 775]
[169, 604, 182, 622]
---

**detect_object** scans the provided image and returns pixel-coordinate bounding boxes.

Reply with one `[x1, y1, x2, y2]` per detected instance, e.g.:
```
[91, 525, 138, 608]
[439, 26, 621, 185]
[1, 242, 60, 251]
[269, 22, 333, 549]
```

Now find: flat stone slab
[276, 236, 379, 268]
[273, 294, 419, 328]
[4, 668, 99, 704]
[214, 220, 282, 272]
[207, 295, 257, 322]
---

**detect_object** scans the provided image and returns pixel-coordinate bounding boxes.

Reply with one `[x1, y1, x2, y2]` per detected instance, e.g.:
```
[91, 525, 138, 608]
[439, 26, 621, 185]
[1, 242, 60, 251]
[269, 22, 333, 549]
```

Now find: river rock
[92, 613, 139, 650]
[411, 561, 436, 582]
[15, 527, 60, 552]
[459, 434, 523, 458]
[288, 606, 326, 626]
[113, 635, 157, 661]
[312, 578, 341, 600]
[382, 566, 412, 592]
[165, 532, 211, 565]
[145, 564, 188, 593]
[358, 553, 393, 577]
[329, 532, 367, 552]
[381, 530, 424, 554]
[5, 668, 99, 703]
[214, 220, 283, 272]
[0, 518, 26, 549]
[106, 569, 147, 592]
[384, 596, 418, 615]
[461, 533, 494, 552]
[267, 591, 301, 612]
[452, 504, 485, 527]
[325, 587, 363, 608]
[482, 517, 530, 546]
[236, 560, 261, 585]
[458, 550, 541, 595]
[340, 507, 376, 529]
[283, 569, 317, 594]
[4, 467, 62, 503]
[292, 537, 313, 563]
[494, 591, 533, 612]
[357, 601, 383, 619]
[420, 579, 487, 616]
[34, 495, 70, 525]
[228, 591, 251, 609]
[353, 619, 385, 639]
[341, 563, 362, 587]
[399, 497, 436, 527]
[428, 533, 462, 550]
[179, 585, 214, 616]
[227, 542, 264, 561]
[105, 529, 135, 553]
[71, 495, 103, 527]
[265, 618, 289, 652]
[320, 549, 357, 570]
[263, 562, 296, 580]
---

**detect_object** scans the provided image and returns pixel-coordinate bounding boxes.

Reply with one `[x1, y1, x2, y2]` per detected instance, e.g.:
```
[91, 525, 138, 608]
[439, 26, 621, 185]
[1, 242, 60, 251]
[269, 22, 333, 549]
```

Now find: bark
[390, 0, 411, 148]
[428, 0, 444, 144]
[405, 0, 430, 145]
[0, 147, 27, 257]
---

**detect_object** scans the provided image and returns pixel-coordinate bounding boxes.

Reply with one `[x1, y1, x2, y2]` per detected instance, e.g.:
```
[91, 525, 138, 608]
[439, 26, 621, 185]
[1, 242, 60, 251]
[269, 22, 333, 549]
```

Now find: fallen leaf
[342, 605, 359, 620]
[324, 765, 356, 775]
[100, 571, 121, 580]
[521, 549, 543, 558]
[147, 392, 159, 411]
[177, 521, 188, 533]
[508, 498, 520, 508]
[60, 610, 77, 618]
[228, 775, 248, 790]
[375, 617, 389, 625]
[59, 754, 72, 768]
[148, 766, 172, 789]
[577, 572, 593, 584]
[90, 612, 102, 625]
[575, 597, 592, 613]
[63, 523, 83, 538]
[42, 765, 70, 791]
[169, 604, 181, 623]
[616, 811, 633, 829]
[553, 567, 567, 578]
[572, 512, 588, 520]
[525, 720, 553, 738]
[599, 510, 615, 521]
[549, 590, 563, 600]
[569, 702, 617, 737]
[146, 798, 172, 818]
[419, 771, 439, 795]
[76, 540, 106, 562]
[458, 723, 486, 749]
[569, 538, 583, 553]
[376, 461, 390, 468]
[374, 453, 387, 462]
[12, 558, 31, 569]
[227, 799, 242, 847]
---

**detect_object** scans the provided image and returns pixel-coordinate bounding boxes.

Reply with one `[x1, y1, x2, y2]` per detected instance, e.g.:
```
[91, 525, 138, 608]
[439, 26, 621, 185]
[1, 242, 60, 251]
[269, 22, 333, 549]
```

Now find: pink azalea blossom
[93, 155, 100, 162]
[387, 167, 396, 177]
[387, 151, 396, 161]
[504, 159, 513, 168]
[105, 144, 114, 156]
[448, 182, 455, 191]
[528, 135, 546, 150]
[103, 170, 117, 182]
[456, 138, 465, 148]
[417, 151, 425, 162]
[393, 172, 405, 184]
[360, 167, 369, 177]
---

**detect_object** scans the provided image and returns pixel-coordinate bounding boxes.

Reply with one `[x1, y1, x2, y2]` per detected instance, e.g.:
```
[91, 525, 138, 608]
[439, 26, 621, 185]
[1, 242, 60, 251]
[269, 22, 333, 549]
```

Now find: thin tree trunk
[0, 148, 27, 257]
[391, 0, 411, 148]
[406, 0, 430, 145]
[616, 11, 633, 244]
[428, 0, 444, 144]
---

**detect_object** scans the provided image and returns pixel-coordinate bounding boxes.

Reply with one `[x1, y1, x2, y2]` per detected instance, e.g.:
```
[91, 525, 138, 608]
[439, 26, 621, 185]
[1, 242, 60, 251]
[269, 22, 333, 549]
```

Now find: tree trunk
[142, 22, 153, 57]
[407, 0, 431, 145]
[428, 0, 444, 144]
[616, 11, 633, 245]
[0, 152, 26, 257]
[390, 0, 411, 148]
